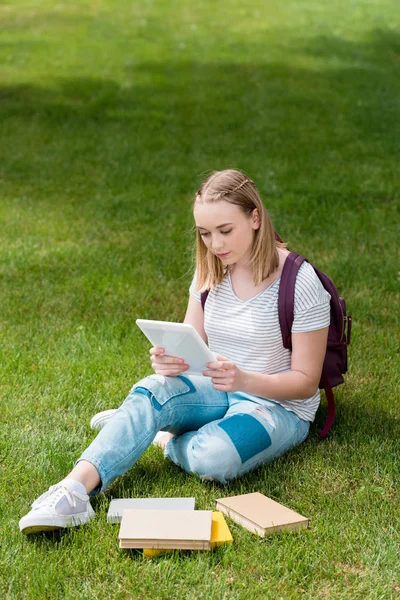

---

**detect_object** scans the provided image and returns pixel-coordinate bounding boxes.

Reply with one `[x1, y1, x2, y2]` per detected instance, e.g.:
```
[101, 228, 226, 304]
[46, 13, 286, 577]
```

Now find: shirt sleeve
[189, 269, 201, 303]
[292, 262, 331, 333]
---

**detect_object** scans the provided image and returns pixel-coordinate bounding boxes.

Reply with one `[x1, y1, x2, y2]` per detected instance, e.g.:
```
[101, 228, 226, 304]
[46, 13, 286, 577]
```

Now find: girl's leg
[164, 394, 310, 484]
[67, 460, 101, 493]
[78, 374, 228, 494]
[20, 374, 228, 534]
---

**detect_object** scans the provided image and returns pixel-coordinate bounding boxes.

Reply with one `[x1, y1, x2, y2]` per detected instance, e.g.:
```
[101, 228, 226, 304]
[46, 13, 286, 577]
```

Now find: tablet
[136, 319, 216, 376]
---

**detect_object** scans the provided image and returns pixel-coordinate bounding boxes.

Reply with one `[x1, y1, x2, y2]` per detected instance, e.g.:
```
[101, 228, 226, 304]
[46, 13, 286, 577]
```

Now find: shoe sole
[20, 510, 94, 534]
[21, 524, 64, 534]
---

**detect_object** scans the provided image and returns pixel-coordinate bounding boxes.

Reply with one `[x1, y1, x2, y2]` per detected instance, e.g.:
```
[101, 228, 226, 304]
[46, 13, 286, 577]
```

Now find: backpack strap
[319, 377, 336, 438]
[200, 290, 209, 310]
[279, 252, 336, 438]
[278, 252, 306, 349]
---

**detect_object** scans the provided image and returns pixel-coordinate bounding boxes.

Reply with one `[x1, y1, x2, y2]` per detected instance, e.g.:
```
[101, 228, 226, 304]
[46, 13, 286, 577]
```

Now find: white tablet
[136, 319, 216, 376]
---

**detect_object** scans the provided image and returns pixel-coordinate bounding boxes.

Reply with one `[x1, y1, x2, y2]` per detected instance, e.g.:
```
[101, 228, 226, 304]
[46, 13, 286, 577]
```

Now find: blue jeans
[78, 374, 310, 491]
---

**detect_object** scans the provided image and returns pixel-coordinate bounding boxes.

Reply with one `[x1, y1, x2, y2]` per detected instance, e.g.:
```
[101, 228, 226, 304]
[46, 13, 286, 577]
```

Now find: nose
[210, 233, 226, 253]
[212, 242, 225, 252]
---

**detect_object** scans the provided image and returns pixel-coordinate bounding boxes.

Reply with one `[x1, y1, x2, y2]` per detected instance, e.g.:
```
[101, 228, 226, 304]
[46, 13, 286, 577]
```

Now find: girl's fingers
[203, 370, 225, 377]
[211, 378, 233, 386]
[152, 355, 185, 365]
[149, 347, 188, 375]
[206, 361, 232, 370]
[150, 346, 165, 355]
[153, 363, 189, 371]
[154, 367, 189, 376]
[203, 369, 234, 378]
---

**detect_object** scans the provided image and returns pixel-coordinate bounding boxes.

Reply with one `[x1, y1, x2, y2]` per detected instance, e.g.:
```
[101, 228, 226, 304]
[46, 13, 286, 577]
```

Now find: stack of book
[109, 497, 233, 554]
[109, 492, 308, 555]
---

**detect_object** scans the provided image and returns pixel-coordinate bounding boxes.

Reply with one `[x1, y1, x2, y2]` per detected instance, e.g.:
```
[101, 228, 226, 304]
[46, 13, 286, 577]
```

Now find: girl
[20, 169, 330, 534]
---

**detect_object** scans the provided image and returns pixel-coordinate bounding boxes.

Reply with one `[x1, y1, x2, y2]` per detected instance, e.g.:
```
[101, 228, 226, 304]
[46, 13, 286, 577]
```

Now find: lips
[217, 252, 231, 258]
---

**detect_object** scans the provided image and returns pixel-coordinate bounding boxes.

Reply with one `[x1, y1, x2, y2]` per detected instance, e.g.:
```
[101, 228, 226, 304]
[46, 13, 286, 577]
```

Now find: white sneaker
[90, 409, 118, 430]
[89, 410, 168, 446]
[19, 479, 95, 534]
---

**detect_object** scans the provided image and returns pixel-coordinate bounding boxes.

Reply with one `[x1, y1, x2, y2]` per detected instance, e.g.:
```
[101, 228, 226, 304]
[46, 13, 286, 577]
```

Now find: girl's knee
[187, 434, 241, 485]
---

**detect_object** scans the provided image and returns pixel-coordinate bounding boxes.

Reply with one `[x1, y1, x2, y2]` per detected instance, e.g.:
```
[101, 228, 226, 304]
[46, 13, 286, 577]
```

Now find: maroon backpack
[200, 250, 352, 438]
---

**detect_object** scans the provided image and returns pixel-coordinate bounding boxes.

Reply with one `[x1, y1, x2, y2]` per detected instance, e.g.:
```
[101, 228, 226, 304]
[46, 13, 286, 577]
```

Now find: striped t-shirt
[189, 261, 331, 422]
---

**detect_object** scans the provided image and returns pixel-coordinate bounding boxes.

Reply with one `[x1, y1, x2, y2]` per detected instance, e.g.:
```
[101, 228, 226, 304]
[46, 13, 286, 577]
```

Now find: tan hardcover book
[215, 492, 309, 537]
[118, 509, 212, 550]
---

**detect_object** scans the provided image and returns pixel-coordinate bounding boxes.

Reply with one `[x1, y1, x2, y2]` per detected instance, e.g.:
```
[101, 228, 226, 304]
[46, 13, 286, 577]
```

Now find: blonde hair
[194, 169, 286, 291]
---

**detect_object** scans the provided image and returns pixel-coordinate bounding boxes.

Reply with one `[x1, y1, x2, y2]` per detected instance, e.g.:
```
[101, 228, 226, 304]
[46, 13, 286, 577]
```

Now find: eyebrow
[196, 222, 233, 231]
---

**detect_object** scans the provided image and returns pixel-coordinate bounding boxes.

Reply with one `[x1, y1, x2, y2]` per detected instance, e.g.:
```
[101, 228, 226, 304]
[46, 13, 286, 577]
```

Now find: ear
[251, 208, 260, 230]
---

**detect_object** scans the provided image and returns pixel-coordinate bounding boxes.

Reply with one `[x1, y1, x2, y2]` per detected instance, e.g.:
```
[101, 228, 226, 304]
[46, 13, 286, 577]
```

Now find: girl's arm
[204, 327, 329, 400]
[183, 295, 208, 343]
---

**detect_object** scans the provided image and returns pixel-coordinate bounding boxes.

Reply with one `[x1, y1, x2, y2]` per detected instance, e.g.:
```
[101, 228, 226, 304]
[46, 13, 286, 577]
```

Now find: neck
[229, 249, 253, 273]
[229, 261, 253, 277]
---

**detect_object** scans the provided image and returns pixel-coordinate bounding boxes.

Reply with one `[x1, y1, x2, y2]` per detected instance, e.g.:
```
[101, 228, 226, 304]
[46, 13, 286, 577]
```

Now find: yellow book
[210, 511, 233, 549]
[143, 512, 233, 557]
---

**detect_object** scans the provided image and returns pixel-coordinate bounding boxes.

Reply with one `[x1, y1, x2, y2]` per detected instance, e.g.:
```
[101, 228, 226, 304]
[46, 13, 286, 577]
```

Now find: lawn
[0, 1, 399, 598]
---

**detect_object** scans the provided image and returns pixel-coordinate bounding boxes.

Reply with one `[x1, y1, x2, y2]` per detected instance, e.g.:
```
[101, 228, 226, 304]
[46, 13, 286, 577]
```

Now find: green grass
[0, 1, 399, 598]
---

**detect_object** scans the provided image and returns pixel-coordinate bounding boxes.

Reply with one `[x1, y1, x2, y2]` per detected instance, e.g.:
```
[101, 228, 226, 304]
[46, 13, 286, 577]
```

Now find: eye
[199, 232, 210, 237]
[221, 229, 232, 235]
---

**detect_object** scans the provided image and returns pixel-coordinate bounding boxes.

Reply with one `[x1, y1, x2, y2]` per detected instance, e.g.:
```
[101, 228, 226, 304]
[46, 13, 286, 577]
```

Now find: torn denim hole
[254, 406, 276, 428]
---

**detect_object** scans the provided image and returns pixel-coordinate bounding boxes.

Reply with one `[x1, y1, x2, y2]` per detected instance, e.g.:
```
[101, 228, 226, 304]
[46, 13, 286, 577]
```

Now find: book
[215, 492, 309, 537]
[210, 511, 233, 549]
[107, 497, 195, 524]
[118, 509, 213, 550]
[143, 511, 233, 557]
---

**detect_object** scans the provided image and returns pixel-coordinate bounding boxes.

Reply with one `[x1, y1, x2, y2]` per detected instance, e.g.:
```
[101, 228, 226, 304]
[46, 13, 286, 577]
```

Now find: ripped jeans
[78, 374, 310, 491]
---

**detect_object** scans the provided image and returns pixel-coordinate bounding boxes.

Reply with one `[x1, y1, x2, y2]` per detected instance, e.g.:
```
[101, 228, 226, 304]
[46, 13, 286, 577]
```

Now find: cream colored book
[216, 492, 309, 537]
[118, 509, 212, 550]
[107, 497, 195, 524]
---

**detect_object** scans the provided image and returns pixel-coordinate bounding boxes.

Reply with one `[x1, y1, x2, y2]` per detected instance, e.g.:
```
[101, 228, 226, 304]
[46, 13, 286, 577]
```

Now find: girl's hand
[150, 346, 190, 377]
[203, 354, 245, 392]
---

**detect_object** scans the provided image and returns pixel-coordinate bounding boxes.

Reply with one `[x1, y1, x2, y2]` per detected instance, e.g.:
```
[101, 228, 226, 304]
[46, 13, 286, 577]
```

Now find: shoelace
[31, 484, 87, 510]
